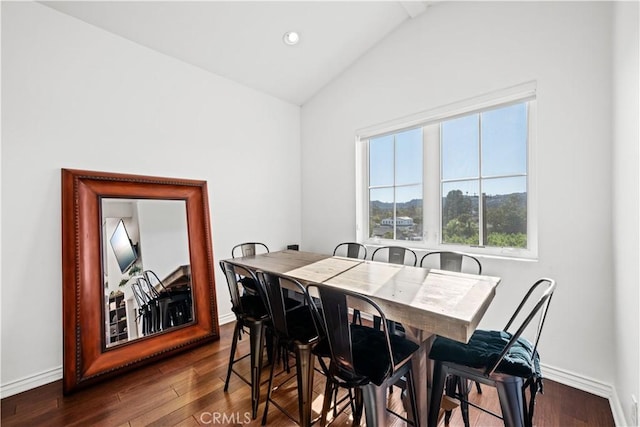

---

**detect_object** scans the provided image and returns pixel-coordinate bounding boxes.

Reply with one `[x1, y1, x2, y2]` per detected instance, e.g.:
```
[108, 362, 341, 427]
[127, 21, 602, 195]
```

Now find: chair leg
[428, 361, 447, 427]
[224, 321, 241, 392]
[458, 377, 470, 427]
[261, 336, 279, 426]
[248, 321, 266, 420]
[362, 383, 388, 426]
[496, 378, 525, 427]
[352, 388, 364, 426]
[444, 375, 457, 424]
[320, 375, 334, 426]
[294, 343, 315, 427]
[475, 381, 482, 394]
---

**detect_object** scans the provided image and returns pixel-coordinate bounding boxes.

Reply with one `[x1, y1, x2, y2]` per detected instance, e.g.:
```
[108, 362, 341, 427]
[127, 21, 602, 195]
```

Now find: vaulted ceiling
[43, 1, 432, 105]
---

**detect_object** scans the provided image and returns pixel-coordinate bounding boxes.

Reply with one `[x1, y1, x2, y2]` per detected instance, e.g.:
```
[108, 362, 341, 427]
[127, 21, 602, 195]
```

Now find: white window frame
[355, 82, 538, 259]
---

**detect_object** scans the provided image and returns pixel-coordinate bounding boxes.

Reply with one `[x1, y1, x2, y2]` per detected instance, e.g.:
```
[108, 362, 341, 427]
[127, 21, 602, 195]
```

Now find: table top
[225, 250, 500, 343]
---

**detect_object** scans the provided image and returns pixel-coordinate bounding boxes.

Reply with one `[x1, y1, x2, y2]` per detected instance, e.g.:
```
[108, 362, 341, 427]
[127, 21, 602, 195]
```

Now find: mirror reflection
[102, 198, 194, 347]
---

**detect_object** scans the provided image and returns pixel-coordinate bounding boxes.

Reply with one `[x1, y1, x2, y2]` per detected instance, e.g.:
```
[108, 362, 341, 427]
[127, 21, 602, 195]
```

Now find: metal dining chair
[333, 242, 367, 325]
[333, 242, 367, 259]
[419, 250, 482, 274]
[232, 242, 269, 258]
[219, 261, 271, 420]
[428, 278, 557, 427]
[231, 242, 269, 295]
[421, 250, 484, 412]
[308, 283, 420, 427]
[256, 271, 319, 427]
[371, 245, 417, 266]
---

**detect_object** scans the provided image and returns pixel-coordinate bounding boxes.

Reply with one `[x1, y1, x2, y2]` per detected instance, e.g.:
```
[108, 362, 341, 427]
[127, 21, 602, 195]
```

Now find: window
[357, 85, 536, 258]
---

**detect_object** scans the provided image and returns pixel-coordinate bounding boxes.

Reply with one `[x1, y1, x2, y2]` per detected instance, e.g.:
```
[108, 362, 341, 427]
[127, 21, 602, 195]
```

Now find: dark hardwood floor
[1, 322, 615, 426]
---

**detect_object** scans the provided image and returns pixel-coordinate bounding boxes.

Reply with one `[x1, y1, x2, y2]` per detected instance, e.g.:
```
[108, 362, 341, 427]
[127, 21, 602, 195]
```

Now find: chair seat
[315, 324, 418, 386]
[234, 295, 269, 319]
[284, 305, 320, 346]
[429, 330, 541, 379]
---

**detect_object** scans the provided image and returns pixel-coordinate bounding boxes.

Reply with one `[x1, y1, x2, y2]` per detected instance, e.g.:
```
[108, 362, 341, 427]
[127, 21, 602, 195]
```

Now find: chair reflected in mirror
[144, 270, 193, 329]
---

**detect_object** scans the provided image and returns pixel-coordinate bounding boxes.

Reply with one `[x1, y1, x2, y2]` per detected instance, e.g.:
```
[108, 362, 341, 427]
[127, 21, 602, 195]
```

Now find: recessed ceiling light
[283, 31, 300, 46]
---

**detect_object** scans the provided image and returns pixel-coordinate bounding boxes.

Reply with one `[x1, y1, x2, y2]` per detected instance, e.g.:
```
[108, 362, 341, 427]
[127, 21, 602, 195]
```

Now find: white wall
[1, 2, 301, 393]
[302, 0, 616, 395]
[137, 199, 190, 281]
[612, 2, 640, 425]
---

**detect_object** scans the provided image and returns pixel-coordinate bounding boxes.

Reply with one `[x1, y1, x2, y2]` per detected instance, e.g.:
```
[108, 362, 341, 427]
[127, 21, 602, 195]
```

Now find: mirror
[62, 169, 219, 394]
[102, 199, 193, 347]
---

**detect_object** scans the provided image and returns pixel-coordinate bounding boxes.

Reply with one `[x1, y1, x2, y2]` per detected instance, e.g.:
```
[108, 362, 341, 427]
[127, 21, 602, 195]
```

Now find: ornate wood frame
[61, 169, 219, 394]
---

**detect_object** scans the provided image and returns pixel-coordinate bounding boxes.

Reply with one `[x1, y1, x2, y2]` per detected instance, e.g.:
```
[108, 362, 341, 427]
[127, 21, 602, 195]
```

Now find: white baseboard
[1, 313, 237, 400]
[541, 363, 628, 426]
[218, 312, 236, 325]
[1, 366, 62, 399]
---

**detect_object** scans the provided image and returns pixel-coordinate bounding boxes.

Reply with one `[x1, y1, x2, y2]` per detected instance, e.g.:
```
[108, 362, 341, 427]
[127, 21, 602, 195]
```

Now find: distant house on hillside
[381, 216, 414, 227]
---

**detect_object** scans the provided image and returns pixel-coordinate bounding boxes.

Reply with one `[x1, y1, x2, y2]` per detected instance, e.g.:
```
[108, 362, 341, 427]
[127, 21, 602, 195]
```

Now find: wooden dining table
[225, 249, 501, 427]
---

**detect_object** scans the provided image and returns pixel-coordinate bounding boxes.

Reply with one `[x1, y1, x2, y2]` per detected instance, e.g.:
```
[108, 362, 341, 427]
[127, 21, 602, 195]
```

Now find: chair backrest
[487, 278, 557, 376]
[219, 260, 262, 316]
[256, 271, 310, 340]
[420, 251, 482, 274]
[232, 242, 269, 258]
[136, 276, 160, 299]
[144, 270, 169, 293]
[307, 283, 399, 379]
[131, 281, 148, 307]
[333, 242, 367, 259]
[371, 246, 417, 266]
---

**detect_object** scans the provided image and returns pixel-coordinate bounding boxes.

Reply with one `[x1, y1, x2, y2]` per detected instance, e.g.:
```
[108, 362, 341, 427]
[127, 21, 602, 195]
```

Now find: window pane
[481, 103, 527, 176]
[395, 128, 422, 185]
[442, 181, 479, 245]
[482, 177, 527, 248]
[369, 188, 394, 239]
[369, 135, 394, 186]
[396, 185, 422, 241]
[442, 114, 479, 180]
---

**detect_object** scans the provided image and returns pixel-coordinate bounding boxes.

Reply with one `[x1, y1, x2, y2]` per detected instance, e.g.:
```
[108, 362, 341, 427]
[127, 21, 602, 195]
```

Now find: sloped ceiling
[43, 1, 431, 105]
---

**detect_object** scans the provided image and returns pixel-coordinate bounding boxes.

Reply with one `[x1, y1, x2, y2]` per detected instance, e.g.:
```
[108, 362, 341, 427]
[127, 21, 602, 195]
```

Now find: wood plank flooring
[2, 322, 615, 426]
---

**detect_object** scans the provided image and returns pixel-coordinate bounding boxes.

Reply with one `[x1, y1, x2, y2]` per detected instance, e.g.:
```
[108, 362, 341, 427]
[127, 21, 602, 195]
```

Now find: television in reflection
[110, 219, 138, 273]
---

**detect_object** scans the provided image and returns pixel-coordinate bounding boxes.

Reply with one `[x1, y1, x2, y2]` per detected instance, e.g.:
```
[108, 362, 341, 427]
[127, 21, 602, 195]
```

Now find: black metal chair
[231, 242, 269, 295]
[144, 270, 192, 329]
[333, 242, 367, 325]
[308, 283, 420, 427]
[420, 250, 484, 416]
[333, 242, 367, 259]
[131, 280, 153, 336]
[219, 261, 271, 420]
[135, 276, 162, 334]
[371, 245, 417, 266]
[428, 278, 557, 427]
[419, 251, 482, 274]
[232, 242, 270, 258]
[257, 271, 319, 427]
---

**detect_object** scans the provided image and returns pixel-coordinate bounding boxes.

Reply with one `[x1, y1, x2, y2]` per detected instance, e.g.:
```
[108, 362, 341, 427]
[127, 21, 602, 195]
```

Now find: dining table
[224, 249, 501, 427]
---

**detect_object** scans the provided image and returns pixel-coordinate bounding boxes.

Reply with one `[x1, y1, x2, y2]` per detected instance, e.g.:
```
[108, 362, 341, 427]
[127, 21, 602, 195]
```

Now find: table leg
[406, 328, 434, 427]
[295, 343, 315, 427]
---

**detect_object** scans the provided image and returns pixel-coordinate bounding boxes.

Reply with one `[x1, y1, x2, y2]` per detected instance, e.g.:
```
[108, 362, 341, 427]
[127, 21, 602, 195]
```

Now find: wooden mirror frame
[61, 169, 219, 394]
